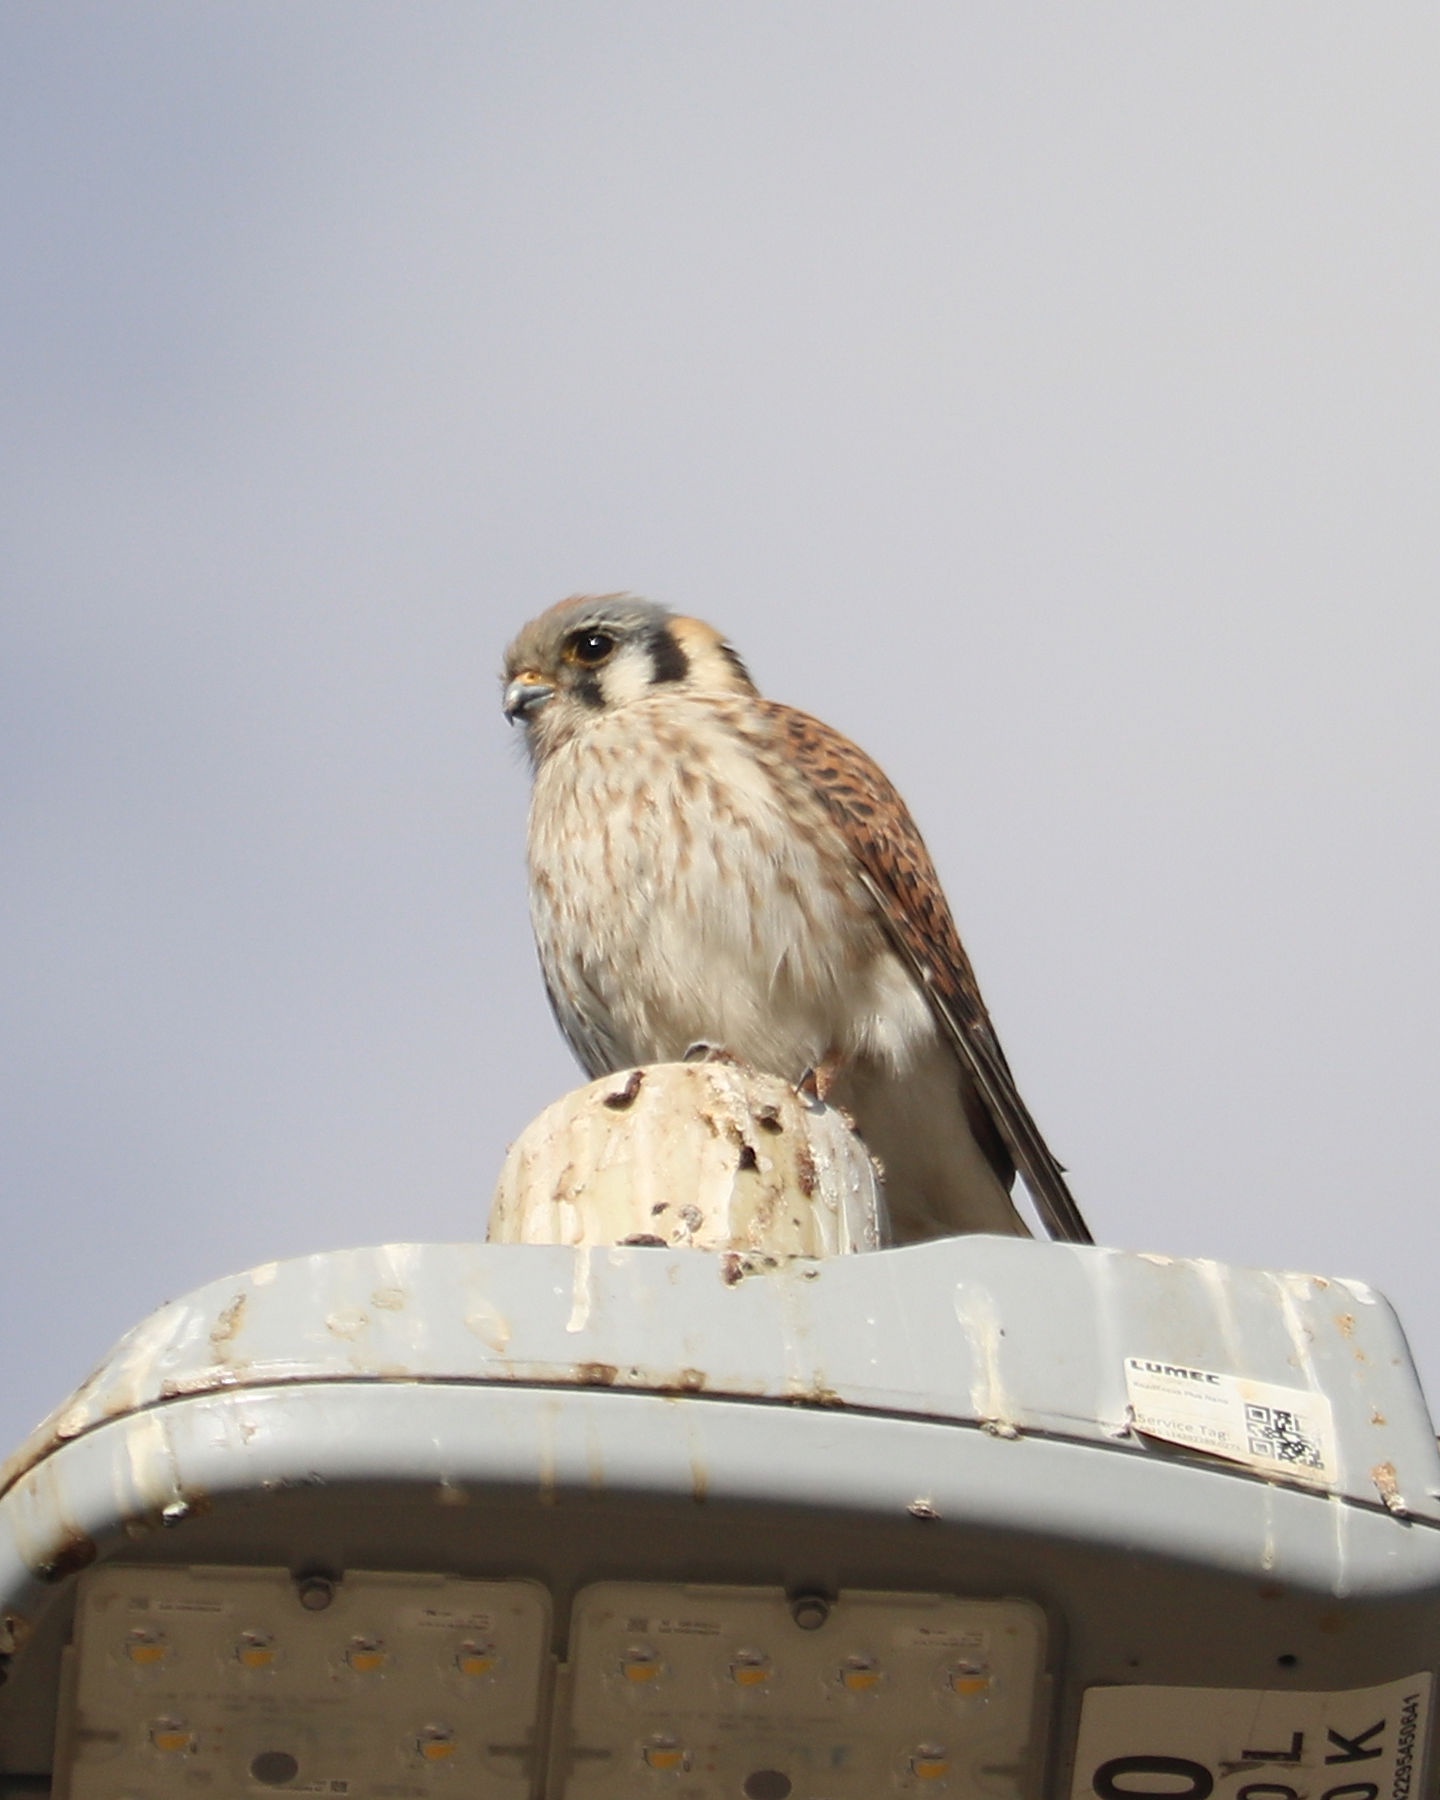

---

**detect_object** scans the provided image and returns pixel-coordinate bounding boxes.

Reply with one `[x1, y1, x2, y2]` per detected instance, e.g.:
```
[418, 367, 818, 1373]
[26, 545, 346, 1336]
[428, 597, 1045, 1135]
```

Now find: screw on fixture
[295, 1573, 337, 1612]
[788, 1592, 831, 1631]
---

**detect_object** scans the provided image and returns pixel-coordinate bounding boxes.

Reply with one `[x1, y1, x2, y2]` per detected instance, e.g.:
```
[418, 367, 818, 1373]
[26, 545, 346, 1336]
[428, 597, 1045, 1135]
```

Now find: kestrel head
[502, 594, 757, 763]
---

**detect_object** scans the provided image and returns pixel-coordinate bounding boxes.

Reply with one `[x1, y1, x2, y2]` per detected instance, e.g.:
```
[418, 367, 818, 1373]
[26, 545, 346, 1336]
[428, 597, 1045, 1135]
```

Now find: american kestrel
[502, 594, 1092, 1246]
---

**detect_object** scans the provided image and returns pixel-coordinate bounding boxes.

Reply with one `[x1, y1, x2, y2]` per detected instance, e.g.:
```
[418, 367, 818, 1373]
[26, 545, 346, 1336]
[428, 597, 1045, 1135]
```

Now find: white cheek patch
[598, 644, 661, 709]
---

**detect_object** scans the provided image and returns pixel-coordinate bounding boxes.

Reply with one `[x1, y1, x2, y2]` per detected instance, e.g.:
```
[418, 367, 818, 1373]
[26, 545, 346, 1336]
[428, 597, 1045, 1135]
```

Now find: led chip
[346, 1635, 387, 1675]
[729, 1648, 772, 1688]
[123, 1629, 168, 1669]
[839, 1654, 882, 1693]
[642, 1733, 688, 1771]
[946, 1660, 991, 1700]
[456, 1640, 500, 1678]
[620, 1644, 662, 1684]
[416, 1723, 457, 1762]
[148, 1717, 195, 1756]
[910, 1743, 950, 1780]
[236, 1630, 277, 1671]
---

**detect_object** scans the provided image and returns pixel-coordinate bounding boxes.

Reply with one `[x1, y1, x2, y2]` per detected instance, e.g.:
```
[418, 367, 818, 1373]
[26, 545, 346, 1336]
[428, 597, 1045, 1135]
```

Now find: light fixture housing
[1, 1236, 1437, 1797]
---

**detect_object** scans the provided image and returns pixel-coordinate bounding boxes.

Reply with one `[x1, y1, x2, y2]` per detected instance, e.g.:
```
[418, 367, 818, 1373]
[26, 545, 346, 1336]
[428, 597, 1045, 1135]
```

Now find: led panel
[57, 1565, 551, 1799]
[554, 1583, 1047, 1798]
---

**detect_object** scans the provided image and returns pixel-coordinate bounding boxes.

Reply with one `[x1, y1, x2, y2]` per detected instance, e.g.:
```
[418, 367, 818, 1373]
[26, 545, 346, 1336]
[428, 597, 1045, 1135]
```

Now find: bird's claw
[796, 1060, 839, 1107]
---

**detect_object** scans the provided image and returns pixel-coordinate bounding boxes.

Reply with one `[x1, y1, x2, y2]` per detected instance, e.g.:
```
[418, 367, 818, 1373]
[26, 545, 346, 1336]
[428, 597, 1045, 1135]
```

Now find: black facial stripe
[647, 624, 690, 686]
[574, 670, 607, 709]
[719, 642, 755, 689]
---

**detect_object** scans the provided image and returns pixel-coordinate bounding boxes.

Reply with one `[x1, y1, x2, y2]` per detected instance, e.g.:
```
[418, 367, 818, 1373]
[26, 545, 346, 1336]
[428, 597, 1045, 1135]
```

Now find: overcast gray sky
[4, 5, 1438, 1457]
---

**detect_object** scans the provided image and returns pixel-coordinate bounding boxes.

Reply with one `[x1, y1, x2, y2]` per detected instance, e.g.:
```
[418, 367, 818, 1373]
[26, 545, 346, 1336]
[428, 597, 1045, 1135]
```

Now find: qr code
[1245, 1401, 1323, 1469]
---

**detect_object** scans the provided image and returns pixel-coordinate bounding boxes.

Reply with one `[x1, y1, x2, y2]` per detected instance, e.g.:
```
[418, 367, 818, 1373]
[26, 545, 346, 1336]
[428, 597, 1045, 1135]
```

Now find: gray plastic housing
[1, 1236, 1438, 1795]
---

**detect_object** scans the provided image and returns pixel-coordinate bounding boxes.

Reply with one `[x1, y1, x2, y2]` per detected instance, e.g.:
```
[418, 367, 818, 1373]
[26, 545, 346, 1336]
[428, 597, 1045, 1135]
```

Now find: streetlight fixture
[1, 1066, 1435, 1797]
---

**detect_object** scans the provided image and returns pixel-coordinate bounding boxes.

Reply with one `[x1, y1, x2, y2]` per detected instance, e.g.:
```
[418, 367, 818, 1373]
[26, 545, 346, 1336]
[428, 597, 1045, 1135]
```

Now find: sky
[3, 5, 1438, 1459]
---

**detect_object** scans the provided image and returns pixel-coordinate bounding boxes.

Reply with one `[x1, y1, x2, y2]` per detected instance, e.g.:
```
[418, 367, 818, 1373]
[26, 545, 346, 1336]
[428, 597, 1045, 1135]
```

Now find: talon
[683, 1041, 740, 1065]
[796, 1056, 841, 1106]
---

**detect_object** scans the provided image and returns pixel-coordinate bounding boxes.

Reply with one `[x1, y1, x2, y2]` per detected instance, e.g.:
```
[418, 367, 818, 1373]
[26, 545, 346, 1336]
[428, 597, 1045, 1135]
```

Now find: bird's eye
[568, 630, 616, 667]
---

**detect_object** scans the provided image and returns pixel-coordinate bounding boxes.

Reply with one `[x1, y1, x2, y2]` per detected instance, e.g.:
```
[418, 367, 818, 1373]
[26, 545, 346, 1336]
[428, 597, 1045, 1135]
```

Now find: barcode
[1245, 1401, 1323, 1469]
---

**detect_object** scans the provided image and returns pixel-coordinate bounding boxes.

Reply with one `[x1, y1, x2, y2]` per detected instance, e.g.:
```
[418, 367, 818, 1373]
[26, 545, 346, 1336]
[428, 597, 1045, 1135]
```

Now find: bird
[502, 594, 1092, 1246]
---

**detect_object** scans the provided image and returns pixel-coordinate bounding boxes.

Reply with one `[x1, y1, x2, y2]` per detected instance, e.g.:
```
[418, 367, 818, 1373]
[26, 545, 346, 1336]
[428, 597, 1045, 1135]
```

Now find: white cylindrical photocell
[489, 1061, 885, 1256]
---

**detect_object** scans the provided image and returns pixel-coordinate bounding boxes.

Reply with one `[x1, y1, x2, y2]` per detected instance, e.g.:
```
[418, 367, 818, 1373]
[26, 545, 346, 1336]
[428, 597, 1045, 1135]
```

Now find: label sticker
[1072, 1672, 1431, 1800]
[890, 1625, 987, 1652]
[1124, 1357, 1338, 1486]
[401, 1606, 498, 1632]
[652, 1615, 724, 1637]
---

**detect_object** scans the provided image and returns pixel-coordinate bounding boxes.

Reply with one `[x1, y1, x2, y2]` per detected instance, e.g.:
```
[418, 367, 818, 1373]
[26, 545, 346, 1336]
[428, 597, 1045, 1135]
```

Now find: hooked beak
[503, 673, 555, 723]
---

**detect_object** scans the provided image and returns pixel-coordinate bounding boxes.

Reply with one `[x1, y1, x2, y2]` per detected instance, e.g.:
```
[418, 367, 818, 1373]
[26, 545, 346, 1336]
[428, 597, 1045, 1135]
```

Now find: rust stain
[1371, 1460, 1406, 1514]
[1334, 1313, 1356, 1337]
[209, 1293, 247, 1357]
[577, 1362, 619, 1386]
[37, 1529, 98, 1584]
[464, 1302, 512, 1353]
[1371, 1407, 1387, 1427]
[787, 1382, 844, 1408]
[719, 1251, 781, 1284]
[676, 1369, 706, 1393]
[603, 1069, 645, 1110]
[793, 1139, 818, 1198]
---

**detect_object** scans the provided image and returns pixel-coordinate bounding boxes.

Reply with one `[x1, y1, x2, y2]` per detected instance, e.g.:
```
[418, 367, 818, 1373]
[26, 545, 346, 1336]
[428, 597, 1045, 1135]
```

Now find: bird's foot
[683, 1040, 742, 1066]
[796, 1056, 842, 1107]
